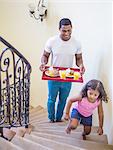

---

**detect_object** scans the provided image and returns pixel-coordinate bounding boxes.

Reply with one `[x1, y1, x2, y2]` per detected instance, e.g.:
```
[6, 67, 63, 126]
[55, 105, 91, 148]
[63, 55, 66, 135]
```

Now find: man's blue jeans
[47, 80, 72, 121]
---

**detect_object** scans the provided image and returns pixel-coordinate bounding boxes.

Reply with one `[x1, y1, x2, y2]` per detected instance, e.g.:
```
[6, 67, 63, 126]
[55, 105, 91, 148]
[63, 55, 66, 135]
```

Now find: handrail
[0, 36, 31, 72]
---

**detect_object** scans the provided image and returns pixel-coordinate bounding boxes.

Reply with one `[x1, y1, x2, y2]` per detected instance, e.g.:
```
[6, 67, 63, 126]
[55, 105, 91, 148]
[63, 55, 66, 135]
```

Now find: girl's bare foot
[82, 132, 86, 140]
[82, 135, 86, 140]
[65, 126, 71, 134]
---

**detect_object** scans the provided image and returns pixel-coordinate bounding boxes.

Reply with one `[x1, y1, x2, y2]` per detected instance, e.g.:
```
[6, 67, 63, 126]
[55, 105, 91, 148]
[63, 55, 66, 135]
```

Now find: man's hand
[79, 64, 85, 75]
[97, 127, 103, 135]
[39, 64, 46, 72]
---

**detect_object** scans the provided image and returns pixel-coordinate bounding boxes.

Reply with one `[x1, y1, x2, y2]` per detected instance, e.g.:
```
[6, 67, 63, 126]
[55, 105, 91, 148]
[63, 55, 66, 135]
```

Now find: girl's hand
[64, 114, 70, 121]
[97, 127, 103, 135]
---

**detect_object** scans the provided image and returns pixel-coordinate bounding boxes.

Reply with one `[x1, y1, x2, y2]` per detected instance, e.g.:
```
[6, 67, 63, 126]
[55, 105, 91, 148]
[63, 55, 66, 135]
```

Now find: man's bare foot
[49, 120, 55, 123]
[55, 119, 63, 122]
[65, 126, 71, 134]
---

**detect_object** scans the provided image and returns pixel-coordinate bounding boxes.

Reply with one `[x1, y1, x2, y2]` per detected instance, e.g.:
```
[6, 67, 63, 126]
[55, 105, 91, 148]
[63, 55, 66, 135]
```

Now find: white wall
[0, 0, 112, 144]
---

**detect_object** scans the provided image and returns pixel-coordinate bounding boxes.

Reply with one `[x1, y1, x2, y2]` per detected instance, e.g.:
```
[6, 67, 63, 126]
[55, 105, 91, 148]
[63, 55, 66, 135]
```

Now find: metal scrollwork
[0, 37, 31, 129]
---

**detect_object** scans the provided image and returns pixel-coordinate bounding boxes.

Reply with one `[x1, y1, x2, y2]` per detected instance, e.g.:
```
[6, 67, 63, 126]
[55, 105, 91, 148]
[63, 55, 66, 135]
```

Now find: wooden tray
[42, 66, 83, 83]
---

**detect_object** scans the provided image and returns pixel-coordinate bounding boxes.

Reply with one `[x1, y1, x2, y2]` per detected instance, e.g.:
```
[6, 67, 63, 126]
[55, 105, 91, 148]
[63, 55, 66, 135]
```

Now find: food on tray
[66, 68, 74, 77]
[45, 66, 59, 77]
[59, 70, 66, 79]
[65, 68, 81, 79]
[74, 72, 81, 80]
[45, 67, 81, 80]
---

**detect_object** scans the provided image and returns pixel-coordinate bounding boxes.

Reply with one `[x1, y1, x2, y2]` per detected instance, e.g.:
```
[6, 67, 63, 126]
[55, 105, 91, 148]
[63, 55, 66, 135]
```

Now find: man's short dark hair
[59, 18, 72, 29]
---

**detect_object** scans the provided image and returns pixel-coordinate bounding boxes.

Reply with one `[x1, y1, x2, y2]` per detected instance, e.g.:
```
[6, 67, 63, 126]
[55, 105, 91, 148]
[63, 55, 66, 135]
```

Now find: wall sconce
[28, 0, 47, 22]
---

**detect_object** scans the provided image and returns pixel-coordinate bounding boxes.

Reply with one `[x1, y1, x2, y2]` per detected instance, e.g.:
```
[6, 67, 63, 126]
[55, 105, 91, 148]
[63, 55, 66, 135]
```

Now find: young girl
[64, 79, 108, 140]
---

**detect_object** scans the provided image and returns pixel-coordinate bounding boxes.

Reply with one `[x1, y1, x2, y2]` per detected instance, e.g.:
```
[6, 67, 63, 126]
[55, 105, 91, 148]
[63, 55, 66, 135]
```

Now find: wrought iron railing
[0, 36, 31, 137]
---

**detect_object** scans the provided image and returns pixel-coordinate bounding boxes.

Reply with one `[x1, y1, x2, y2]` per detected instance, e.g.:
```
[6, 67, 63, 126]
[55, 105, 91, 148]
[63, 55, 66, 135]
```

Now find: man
[40, 18, 85, 122]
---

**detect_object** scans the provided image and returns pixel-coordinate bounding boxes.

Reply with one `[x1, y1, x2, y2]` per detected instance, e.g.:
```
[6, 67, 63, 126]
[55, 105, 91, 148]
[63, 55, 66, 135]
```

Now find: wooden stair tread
[33, 124, 99, 133]
[30, 116, 48, 124]
[30, 108, 46, 115]
[3, 128, 16, 141]
[0, 137, 24, 150]
[11, 135, 52, 150]
[32, 129, 108, 144]
[1, 105, 112, 150]
[32, 120, 68, 126]
[11, 127, 26, 137]
[30, 107, 46, 113]
[30, 105, 44, 114]
[31, 131, 113, 150]
[30, 110, 47, 117]
[30, 111, 47, 121]
[11, 126, 32, 137]
[29, 105, 34, 110]
[24, 133, 84, 150]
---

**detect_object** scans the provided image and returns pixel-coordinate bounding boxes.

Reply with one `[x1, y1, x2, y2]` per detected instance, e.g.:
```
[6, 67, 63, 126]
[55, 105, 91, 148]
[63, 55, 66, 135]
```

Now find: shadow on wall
[108, 125, 113, 145]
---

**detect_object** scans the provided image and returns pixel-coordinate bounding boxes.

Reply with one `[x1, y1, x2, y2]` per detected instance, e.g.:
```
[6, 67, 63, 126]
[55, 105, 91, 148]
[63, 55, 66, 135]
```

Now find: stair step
[32, 122, 68, 128]
[30, 110, 47, 117]
[30, 107, 47, 114]
[24, 133, 84, 150]
[32, 120, 68, 126]
[33, 127, 95, 135]
[31, 131, 113, 150]
[32, 129, 108, 144]
[34, 125, 99, 133]
[11, 127, 26, 137]
[30, 116, 48, 124]
[30, 105, 44, 114]
[0, 137, 24, 150]
[29, 105, 34, 111]
[32, 121, 100, 135]
[3, 128, 16, 141]
[2, 104, 110, 150]
[11, 135, 52, 150]
[25, 125, 33, 134]
[30, 111, 47, 121]
[29, 110, 48, 121]
[11, 126, 32, 137]
[30, 110, 46, 116]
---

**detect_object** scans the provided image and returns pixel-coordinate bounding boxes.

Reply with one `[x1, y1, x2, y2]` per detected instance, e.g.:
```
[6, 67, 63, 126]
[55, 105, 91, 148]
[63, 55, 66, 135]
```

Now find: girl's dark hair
[59, 18, 72, 29]
[81, 79, 108, 103]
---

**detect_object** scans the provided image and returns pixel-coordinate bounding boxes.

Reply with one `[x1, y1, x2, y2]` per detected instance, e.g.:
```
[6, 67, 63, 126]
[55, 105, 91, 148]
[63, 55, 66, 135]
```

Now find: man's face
[59, 25, 72, 41]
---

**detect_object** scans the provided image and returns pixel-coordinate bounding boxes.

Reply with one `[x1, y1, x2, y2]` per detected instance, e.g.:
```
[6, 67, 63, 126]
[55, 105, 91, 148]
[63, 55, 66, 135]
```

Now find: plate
[66, 74, 74, 78]
[45, 70, 59, 77]
[66, 72, 81, 78]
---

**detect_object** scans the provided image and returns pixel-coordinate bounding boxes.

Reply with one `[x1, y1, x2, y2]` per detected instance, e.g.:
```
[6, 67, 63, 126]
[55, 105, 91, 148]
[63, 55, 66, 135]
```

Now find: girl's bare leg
[82, 125, 91, 140]
[66, 118, 79, 134]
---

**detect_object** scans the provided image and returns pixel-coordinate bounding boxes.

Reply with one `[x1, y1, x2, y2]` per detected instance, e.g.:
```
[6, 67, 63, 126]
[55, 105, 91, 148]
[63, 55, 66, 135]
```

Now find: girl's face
[87, 89, 100, 103]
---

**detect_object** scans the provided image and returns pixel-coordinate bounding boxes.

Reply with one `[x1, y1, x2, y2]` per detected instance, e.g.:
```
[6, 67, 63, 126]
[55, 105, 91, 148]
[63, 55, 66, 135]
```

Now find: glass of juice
[59, 70, 66, 79]
[74, 72, 81, 80]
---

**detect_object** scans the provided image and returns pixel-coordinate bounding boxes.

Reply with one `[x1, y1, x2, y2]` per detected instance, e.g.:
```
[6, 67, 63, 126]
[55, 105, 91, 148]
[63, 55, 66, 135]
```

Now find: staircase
[0, 105, 113, 150]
